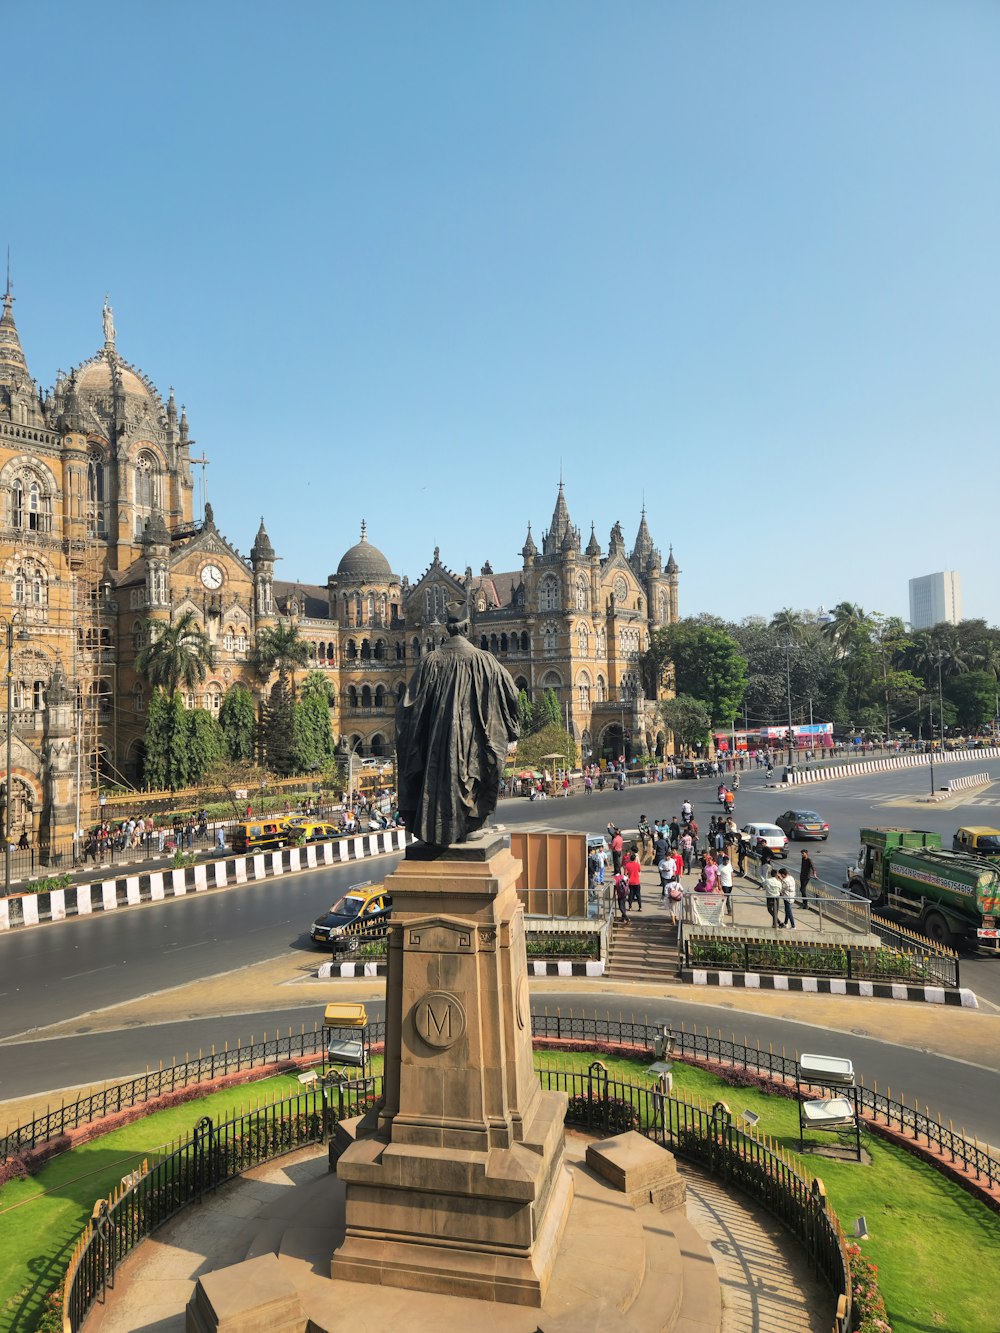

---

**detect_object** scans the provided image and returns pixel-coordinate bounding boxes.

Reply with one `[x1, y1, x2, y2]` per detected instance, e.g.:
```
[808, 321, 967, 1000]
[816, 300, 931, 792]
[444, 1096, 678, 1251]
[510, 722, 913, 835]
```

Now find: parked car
[310, 882, 392, 952]
[775, 810, 830, 841]
[740, 822, 788, 857]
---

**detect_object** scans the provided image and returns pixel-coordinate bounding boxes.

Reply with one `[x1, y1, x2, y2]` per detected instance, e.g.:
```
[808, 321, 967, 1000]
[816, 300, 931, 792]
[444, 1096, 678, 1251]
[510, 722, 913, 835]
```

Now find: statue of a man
[396, 602, 520, 847]
[102, 297, 115, 345]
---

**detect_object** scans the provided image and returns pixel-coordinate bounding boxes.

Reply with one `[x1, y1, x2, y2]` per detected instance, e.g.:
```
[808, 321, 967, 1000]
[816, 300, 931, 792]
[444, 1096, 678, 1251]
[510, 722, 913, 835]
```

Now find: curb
[784, 747, 1000, 787]
[680, 967, 979, 1007]
[318, 958, 607, 979]
[0, 830, 411, 933]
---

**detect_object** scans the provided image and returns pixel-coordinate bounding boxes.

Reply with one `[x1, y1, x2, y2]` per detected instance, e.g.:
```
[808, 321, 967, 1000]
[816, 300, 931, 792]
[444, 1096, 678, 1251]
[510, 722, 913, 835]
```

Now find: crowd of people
[587, 801, 820, 933]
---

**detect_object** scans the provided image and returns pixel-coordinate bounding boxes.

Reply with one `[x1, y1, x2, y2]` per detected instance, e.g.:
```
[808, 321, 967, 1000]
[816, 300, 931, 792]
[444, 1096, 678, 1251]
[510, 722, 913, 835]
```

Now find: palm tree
[252, 621, 310, 700]
[769, 608, 809, 642]
[135, 611, 215, 697]
[821, 602, 873, 659]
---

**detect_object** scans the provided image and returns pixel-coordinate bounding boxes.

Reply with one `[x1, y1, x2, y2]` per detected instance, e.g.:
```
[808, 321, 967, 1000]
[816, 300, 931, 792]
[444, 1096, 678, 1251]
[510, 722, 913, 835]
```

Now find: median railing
[61, 1065, 850, 1333]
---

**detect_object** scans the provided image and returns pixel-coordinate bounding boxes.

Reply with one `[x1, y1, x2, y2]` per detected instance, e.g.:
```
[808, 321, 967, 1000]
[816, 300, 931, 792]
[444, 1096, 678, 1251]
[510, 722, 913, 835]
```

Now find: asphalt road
[3, 757, 1000, 1122]
[4, 993, 999, 1148]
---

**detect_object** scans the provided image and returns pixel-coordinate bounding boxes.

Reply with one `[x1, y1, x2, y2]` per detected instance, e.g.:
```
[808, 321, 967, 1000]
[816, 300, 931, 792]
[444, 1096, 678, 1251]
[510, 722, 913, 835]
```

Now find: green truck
[846, 827, 1000, 946]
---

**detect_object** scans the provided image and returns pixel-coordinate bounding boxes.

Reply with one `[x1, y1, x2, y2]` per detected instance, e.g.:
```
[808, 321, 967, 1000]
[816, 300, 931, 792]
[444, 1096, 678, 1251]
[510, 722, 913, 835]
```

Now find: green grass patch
[3, 1050, 998, 1332]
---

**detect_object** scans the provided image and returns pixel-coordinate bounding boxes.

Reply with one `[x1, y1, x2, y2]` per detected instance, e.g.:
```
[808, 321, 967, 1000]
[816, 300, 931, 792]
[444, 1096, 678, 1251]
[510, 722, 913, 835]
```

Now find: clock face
[201, 563, 223, 590]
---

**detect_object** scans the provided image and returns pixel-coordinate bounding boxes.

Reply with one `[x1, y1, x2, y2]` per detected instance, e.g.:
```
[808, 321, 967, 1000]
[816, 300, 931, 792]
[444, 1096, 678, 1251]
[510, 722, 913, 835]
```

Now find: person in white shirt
[776, 866, 796, 928]
[718, 854, 734, 916]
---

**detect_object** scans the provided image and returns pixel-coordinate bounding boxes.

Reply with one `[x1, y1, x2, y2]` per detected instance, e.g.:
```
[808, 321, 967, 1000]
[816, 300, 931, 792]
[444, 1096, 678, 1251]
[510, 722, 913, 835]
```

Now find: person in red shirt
[625, 851, 643, 911]
[611, 829, 624, 875]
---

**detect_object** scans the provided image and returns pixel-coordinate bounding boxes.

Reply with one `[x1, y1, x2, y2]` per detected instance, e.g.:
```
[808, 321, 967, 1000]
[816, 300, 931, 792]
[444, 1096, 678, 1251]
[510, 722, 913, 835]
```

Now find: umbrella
[517, 769, 542, 780]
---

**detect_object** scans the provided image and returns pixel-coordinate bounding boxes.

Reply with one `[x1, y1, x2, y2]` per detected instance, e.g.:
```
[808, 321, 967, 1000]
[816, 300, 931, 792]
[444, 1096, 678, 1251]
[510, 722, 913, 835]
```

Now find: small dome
[336, 521, 393, 582]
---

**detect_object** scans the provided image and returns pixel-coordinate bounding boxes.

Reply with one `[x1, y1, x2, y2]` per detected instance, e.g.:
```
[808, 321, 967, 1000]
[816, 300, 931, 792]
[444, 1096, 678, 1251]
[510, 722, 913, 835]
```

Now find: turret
[251, 517, 276, 623]
[142, 512, 172, 612]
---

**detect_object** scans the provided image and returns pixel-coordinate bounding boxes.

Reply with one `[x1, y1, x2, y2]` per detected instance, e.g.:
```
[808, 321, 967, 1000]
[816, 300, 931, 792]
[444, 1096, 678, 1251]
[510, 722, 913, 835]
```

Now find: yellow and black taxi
[310, 881, 392, 953]
[231, 819, 293, 854]
[286, 818, 343, 844]
[953, 827, 1000, 860]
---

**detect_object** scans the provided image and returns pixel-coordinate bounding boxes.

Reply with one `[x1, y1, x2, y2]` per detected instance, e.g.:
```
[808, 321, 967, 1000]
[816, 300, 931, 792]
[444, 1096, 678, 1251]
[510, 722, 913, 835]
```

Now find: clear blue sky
[6, 2, 999, 625]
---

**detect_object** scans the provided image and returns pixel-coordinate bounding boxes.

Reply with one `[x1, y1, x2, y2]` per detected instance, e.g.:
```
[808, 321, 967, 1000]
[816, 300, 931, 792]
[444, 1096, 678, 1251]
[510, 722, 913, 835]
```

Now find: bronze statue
[396, 602, 520, 847]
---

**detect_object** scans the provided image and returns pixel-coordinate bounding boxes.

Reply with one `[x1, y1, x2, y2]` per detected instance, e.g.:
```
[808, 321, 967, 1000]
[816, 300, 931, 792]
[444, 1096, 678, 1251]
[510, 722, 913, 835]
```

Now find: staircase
[605, 904, 680, 982]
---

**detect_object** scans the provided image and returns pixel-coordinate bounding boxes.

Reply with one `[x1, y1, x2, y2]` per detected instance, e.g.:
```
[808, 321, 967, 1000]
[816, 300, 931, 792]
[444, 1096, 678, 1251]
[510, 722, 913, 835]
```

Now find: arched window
[32, 678, 45, 710]
[539, 577, 560, 612]
[360, 638, 371, 660]
[412, 637, 421, 659]
[595, 626, 606, 655]
[10, 473, 51, 532]
[237, 626, 249, 652]
[576, 576, 589, 612]
[133, 452, 161, 538]
[396, 641, 404, 660]
[480, 635, 488, 650]
[361, 684, 373, 708]
[346, 639, 357, 660]
[489, 634, 498, 654]
[348, 685, 358, 708]
[206, 683, 223, 713]
[542, 623, 558, 654]
[596, 674, 607, 703]
[577, 624, 589, 656]
[133, 620, 145, 653]
[578, 672, 592, 709]
[521, 631, 530, 652]
[12, 559, 47, 608]
[500, 633, 508, 654]
[374, 639, 386, 661]
[11, 479, 22, 528]
[88, 451, 107, 537]
[132, 683, 145, 714]
[374, 684, 385, 707]
[396, 681, 406, 702]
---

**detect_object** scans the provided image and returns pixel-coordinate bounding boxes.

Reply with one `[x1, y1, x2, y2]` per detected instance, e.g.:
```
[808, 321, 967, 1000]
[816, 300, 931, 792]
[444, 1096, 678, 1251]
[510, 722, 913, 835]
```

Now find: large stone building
[0, 289, 679, 848]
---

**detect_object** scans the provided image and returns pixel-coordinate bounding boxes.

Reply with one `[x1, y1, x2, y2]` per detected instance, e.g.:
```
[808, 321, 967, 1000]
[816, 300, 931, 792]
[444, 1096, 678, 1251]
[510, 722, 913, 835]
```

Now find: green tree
[638, 628, 673, 698]
[252, 622, 310, 700]
[659, 695, 711, 754]
[141, 688, 193, 790]
[533, 688, 562, 732]
[660, 620, 747, 729]
[185, 709, 225, 783]
[768, 608, 811, 642]
[218, 683, 258, 761]
[294, 677, 336, 771]
[135, 611, 215, 697]
[516, 722, 577, 771]
[949, 671, 997, 732]
[263, 697, 298, 775]
[517, 689, 534, 735]
[203, 756, 271, 820]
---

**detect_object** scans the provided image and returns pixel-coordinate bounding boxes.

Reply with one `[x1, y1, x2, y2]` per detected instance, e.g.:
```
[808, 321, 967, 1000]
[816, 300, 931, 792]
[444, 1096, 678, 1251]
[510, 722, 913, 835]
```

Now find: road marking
[62, 964, 117, 980]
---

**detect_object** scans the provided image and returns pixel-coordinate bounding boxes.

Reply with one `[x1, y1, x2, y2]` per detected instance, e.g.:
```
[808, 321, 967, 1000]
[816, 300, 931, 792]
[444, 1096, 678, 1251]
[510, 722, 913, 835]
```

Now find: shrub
[565, 1092, 639, 1135]
[21, 874, 73, 896]
[847, 1242, 892, 1331]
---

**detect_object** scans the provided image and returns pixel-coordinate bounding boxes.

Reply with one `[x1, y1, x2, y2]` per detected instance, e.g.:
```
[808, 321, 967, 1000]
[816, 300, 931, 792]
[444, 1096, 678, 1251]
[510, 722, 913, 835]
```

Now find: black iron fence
[62, 1067, 849, 1333]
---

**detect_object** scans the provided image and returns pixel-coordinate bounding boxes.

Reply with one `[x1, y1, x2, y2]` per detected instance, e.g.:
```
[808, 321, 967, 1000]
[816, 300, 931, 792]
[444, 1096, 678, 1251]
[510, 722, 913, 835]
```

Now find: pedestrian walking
[680, 831, 694, 875]
[777, 867, 796, 928]
[638, 815, 652, 863]
[764, 869, 783, 928]
[595, 843, 607, 886]
[800, 849, 816, 910]
[669, 817, 681, 850]
[756, 838, 773, 886]
[718, 854, 734, 914]
[658, 849, 676, 898]
[625, 851, 643, 911]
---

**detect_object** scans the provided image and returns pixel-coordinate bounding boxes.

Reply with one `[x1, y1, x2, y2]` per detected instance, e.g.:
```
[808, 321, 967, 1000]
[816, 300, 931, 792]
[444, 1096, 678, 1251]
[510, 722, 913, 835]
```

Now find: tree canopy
[135, 612, 215, 698]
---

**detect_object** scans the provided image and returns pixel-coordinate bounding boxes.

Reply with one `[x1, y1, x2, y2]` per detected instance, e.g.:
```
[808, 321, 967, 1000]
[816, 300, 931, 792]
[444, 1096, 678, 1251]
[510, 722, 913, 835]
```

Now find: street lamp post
[781, 641, 795, 771]
[928, 694, 935, 795]
[2, 613, 30, 896]
[937, 654, 946, 752]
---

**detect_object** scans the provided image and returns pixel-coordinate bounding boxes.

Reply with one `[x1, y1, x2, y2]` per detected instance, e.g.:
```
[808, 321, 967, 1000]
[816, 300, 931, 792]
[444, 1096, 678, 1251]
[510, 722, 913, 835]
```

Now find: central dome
[336, 522, 393, 582]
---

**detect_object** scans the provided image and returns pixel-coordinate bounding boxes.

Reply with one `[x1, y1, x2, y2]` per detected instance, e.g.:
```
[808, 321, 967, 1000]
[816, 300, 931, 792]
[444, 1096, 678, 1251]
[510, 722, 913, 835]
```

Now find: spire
[252, 516, 275, 562]
[585, 522, 601, 558]
[360, 518, 367, 542]
[665, 544, 679, 576]
[632, 507, 653, 562]
[0, 264, 30, 388]
[547, 481, 572, 548]
[521, 522, 537, 560]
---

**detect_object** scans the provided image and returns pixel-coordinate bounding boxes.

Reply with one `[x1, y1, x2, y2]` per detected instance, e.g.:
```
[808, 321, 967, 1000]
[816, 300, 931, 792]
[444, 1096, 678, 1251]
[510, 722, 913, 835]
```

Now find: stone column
[331, 835, 572, 1307]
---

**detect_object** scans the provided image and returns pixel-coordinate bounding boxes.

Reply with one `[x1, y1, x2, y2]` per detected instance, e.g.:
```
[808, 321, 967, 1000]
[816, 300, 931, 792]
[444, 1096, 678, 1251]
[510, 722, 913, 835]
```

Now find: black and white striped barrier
[947, 772, 991, 794]
[0, 829, 411, 933]
[318, 956, 606, 980]
[785, 748, 1000, 786]
[682, 967, 978, 1006]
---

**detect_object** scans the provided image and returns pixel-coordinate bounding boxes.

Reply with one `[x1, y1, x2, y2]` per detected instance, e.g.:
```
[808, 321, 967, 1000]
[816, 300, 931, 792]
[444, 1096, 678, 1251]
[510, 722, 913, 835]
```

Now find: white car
[741, 822, 788, 858]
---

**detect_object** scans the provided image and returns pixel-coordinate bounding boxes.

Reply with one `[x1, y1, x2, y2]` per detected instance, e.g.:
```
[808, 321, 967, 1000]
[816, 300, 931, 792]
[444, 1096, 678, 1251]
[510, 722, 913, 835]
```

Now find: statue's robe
[396, 634, 520, 847]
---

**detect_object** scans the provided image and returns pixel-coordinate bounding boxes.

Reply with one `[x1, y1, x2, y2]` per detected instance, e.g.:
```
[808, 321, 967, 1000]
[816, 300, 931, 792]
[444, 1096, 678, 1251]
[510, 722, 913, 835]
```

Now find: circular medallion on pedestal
[516, 974, 529, 1030]
[413, 990, 467, 1049]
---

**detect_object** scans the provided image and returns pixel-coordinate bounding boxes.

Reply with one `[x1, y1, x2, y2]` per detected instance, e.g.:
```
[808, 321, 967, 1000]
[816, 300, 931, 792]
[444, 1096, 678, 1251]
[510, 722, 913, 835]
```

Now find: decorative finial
[360, 518, 367, 541]
[3, 249, 11, 311]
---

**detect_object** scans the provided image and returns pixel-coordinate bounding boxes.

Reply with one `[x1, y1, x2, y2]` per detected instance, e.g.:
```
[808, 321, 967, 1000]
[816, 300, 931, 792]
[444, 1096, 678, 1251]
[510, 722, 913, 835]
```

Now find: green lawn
[2, 1052, 998, 1333]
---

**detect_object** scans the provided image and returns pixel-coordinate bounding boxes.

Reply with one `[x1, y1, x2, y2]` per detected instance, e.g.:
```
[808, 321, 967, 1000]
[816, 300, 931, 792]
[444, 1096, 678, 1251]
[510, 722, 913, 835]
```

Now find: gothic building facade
[0, 289, 679, 848]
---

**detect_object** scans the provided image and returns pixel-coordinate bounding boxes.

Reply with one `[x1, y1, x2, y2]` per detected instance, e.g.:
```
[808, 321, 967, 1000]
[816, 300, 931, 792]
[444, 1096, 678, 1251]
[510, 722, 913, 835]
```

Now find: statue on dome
[396, 601, 520, 847]
[102, 297, 116, 346]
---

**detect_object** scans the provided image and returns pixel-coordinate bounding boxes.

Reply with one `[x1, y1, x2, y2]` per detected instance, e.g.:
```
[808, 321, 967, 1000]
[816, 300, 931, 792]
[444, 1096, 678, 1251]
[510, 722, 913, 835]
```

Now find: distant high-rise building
[909, 571, 962, 630]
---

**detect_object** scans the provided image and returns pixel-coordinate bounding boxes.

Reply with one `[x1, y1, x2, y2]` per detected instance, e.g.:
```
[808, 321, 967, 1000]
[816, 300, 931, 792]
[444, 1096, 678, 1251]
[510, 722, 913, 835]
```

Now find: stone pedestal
[330, 836, 572, 1306]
